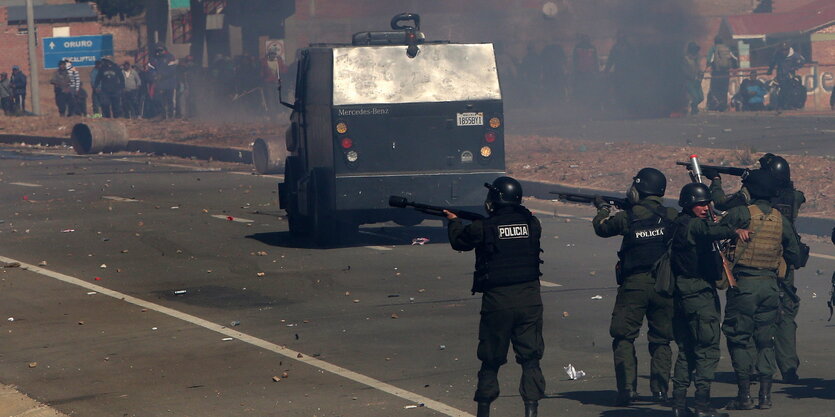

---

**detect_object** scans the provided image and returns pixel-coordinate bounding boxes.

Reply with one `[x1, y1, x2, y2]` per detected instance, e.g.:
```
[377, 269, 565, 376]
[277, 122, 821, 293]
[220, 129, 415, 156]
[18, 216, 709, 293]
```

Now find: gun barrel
[676, 161, 749, 177]
[388, 195, 484, 221]
[551, 191, 627, 208]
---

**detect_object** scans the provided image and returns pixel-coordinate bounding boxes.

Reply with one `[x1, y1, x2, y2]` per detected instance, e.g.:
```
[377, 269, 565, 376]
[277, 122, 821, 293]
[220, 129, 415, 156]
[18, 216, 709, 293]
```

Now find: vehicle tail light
[346, 150, 359, 162]
[484, 131, 496, 143]
[336, 122, 348, 134]
[489, 117, 501, 129]
[480, 146, 492, 158]
[341, 137, 353, 149]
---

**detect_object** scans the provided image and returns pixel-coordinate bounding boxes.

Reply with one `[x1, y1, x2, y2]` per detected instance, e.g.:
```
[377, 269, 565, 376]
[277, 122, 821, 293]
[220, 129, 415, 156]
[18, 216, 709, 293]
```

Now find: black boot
[672, 389, 692, 417]
[758, 376, 773, 410]
[782, 369, 799, 384]
[725, 378, 755, 410]
[615, 389, 638, 407]
[653, 390, 670, 405]
[694, 389, 729, 417]
[476, 402, 490, 417]
[524, 401, 538, 417]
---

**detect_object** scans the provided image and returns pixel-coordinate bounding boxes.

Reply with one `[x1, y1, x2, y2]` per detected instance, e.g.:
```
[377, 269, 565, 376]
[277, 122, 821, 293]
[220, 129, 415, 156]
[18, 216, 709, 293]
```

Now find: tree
[77, 0, 145, 19]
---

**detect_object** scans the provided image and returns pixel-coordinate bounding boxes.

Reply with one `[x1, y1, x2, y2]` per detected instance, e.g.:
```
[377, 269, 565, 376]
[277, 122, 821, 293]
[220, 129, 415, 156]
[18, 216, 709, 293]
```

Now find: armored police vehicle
[278, 14, 505, 245]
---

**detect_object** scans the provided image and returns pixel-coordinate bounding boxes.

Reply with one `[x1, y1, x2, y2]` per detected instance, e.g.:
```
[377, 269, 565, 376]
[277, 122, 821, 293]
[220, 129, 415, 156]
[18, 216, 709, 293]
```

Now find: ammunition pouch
[796, 241, 810, 268]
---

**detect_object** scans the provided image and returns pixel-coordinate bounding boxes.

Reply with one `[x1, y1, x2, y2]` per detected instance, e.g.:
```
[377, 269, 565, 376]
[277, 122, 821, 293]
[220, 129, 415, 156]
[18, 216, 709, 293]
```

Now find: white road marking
[0, 255, 473, 417]
[364, 246, 393, 251]
[811, 253, 835, 261]
[541, 281, 562, 287]
[103, 196, 140, 202]
[8, 182, 42, 187]
[211, 214, 254, 223]
[117, 158, 222, 172]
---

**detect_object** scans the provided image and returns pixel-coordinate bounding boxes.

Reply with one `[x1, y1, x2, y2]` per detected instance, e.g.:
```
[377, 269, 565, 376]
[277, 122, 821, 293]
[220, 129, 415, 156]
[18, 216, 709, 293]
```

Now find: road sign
[42, 35, 113, 69]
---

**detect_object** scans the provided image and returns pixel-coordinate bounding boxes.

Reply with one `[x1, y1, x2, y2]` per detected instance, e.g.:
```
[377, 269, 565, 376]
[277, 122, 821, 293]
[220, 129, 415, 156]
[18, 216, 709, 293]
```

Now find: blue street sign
[42, 35, 114, 69]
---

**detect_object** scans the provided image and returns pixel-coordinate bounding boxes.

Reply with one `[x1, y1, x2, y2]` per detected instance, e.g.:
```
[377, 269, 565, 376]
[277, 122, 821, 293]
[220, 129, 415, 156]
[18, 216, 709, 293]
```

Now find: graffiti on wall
[723, 64, 835, 110]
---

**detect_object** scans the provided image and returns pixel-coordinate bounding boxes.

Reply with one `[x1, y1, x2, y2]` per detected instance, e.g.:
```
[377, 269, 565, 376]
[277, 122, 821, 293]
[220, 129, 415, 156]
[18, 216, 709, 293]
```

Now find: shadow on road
[780, 377, 835, 401]
[246, 225, 451, 249]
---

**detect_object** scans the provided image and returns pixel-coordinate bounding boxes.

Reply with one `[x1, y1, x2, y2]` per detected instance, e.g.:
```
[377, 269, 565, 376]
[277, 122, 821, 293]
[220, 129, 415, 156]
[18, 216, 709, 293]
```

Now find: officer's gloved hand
[701, 167, 720, 180]
[593, 195, 611, 210]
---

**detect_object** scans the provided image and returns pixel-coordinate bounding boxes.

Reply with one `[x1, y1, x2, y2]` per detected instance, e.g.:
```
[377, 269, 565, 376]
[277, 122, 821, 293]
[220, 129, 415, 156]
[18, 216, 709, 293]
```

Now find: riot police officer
[593, 167, 678, 406]
[670, 183, 737, 417]
[718, 169, 801, 410]
[707, 153, 806, 383]
[445, 176, 545, 417]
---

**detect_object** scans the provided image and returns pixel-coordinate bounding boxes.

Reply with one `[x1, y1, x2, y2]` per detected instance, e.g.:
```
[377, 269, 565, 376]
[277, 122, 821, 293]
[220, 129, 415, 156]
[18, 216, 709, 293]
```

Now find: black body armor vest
[618, 207, 674, 276]
[472, 207, 543, 293]
[670, 214, 721, 281]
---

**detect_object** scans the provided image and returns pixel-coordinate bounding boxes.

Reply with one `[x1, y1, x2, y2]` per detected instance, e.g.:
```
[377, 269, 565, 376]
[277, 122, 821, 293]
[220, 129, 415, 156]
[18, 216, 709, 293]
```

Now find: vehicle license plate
[456, 112, 484, 126]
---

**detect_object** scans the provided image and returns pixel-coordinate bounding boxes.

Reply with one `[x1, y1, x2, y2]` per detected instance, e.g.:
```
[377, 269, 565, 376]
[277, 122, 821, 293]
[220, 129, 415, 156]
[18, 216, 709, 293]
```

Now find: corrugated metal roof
[6, 3, 97, 23]
[726, 0, 835, 38]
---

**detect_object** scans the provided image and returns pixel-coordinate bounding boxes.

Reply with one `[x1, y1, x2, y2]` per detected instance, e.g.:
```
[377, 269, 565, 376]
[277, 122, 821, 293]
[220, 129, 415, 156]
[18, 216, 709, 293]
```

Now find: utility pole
[26, 0, 40, 115]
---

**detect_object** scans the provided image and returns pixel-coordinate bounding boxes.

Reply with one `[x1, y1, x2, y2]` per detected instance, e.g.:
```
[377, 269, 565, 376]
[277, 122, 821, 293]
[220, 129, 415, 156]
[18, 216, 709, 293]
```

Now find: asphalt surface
[507, 109, 835, 156]
[0, 146, 833, 417]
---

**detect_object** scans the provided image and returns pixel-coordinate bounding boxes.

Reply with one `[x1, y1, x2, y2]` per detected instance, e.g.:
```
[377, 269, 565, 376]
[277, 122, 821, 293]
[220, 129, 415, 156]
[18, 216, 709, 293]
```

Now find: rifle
[686, 154, 738, 289]
[388, 196, 485, 221]
[550, 191, 630, 210]
[676, 161, 750, 178]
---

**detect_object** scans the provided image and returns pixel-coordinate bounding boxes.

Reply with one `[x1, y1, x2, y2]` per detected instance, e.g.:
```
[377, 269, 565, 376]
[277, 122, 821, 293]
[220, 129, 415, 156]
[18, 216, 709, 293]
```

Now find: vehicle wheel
[284, 156, 309, 236]
[310, 168, 337, 246]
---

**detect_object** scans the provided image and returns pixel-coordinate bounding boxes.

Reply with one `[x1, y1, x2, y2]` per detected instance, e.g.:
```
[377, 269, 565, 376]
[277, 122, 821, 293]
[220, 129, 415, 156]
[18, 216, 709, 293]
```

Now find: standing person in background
[90, 60, 102, 117]
[541, 43, 567, 104]
[10, 65, 27, 115]
[706, 37, 737, 112]
[150, 44, 177, 119]
[682, 42, 704, 115]
[571, 33, 599, 108]
[65, 61, 81, 116]
[0, 73, 12, 116]
[122, 62, 142, 119]
[49, 61, 72, 116]
[95, 57, 125, 118]
[176, 55, 196, 119]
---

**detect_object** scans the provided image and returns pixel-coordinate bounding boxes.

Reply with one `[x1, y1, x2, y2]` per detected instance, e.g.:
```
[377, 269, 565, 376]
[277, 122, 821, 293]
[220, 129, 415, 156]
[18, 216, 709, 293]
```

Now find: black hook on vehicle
[391, 12, 420, 31]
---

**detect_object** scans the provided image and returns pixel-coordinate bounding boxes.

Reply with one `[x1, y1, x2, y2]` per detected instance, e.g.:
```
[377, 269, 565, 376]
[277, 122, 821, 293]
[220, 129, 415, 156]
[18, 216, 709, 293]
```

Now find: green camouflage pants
[610, 275, 674, 394]
[671, 283, 722, 395]
[722, 277, 779, 380]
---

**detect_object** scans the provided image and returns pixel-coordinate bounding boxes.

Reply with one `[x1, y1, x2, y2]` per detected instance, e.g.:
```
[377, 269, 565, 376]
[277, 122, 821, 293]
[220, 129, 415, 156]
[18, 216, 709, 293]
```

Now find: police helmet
[485, 176, 523, 206]
[758, 153, 791, 186]
[632, 168, 667, 197]
[678, 183, 711, 208]
[742, 169, 777, 199]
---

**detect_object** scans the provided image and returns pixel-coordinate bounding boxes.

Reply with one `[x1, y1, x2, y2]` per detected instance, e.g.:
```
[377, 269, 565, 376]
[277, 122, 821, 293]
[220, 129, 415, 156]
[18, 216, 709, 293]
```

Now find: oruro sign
[42, 35, 114, 69]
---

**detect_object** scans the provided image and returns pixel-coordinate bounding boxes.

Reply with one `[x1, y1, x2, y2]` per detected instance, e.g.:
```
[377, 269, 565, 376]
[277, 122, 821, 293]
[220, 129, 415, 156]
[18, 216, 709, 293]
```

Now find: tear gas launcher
[388, 196, 485, 221]
[676, 161, 749, 179]
[550, 192, 630, 210]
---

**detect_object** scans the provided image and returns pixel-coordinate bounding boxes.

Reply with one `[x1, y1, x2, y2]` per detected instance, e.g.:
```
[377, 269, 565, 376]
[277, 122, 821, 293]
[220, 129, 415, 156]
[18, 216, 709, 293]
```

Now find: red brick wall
[0, 6, 104, 115]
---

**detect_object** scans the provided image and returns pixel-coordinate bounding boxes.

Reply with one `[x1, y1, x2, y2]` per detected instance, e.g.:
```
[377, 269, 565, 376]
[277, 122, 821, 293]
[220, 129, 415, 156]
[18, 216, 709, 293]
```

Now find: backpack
[712, 45, 735, 71]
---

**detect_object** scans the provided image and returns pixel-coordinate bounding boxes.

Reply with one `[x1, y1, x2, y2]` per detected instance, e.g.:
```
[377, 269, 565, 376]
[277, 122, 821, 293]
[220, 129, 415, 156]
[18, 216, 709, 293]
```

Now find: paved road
[507, 109, 835, 156]
[0, 147, 833, 416]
